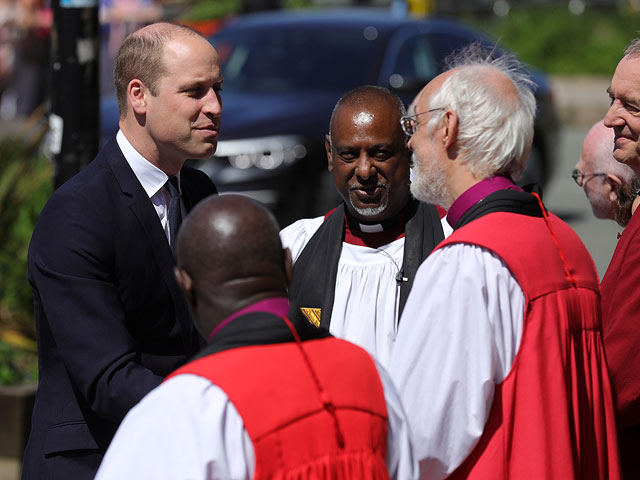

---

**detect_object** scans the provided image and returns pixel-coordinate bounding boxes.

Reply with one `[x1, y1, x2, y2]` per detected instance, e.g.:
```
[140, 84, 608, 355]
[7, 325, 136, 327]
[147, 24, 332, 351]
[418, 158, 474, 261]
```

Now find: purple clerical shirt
[208, 297, 290, 342]
[446, 176, 523, 229]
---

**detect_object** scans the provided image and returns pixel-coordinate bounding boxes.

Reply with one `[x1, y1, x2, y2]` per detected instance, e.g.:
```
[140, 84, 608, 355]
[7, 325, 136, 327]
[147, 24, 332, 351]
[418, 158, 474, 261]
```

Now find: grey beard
[350, 195, 389, 218]
[410, 152, 453, 207]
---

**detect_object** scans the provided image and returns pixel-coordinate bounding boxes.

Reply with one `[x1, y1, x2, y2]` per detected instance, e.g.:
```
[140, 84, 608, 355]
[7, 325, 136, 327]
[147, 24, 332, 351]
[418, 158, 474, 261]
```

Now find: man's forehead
[410, 88, 427, 113]
[577, 151, 592, 170]
[412, 70, 451, 112]
[334, 101, 393, 128]
[352, 111, 375, 127]
[610, 56, 640, 98]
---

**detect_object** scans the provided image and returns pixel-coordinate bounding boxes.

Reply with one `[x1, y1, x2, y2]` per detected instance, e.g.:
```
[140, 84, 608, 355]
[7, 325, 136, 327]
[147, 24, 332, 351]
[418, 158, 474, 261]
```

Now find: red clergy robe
[167, 335, 390, 479]
[440, 211, 620, 479]
[601, 208, 640, 478]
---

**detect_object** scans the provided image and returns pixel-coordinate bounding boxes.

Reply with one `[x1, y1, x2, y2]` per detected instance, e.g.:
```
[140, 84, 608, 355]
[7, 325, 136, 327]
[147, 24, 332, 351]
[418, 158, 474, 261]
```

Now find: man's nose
[355, 155, 375, 179]
[203, 89, 222, 117]
[604, 101, 623, 128]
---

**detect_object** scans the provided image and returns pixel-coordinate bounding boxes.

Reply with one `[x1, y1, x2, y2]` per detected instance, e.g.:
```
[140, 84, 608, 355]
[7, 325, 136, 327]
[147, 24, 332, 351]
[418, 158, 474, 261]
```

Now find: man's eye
[626, 103, 640, 114]
[339, 152, 356, 161]
[374, 151, 392, 160]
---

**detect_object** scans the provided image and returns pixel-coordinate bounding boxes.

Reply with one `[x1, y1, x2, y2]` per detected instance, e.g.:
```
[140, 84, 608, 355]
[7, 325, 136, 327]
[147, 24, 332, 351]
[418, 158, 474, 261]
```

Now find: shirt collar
[116, 130, 180, 198]
[446, 175, 522, 228]
[207, 297, 290, 342]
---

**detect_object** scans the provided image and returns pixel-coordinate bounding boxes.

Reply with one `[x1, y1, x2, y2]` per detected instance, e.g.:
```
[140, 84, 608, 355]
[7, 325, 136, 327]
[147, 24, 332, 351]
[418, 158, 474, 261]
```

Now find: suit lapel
[104, 140, 194, 356]
[181, 170, 197, 212]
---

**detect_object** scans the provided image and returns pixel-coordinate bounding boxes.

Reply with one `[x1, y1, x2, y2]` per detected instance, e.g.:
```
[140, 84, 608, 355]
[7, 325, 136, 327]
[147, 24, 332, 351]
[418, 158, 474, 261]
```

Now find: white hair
[425, 46, 537, 179]
[624, 37, 640, 59]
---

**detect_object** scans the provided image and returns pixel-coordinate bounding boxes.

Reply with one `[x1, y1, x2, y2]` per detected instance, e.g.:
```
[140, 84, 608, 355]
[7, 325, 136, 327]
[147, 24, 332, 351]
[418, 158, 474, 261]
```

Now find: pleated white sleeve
[389, 243, 525, 480]
[280, 216, 324, 262]
[374, 361, 421, 480]
[95, 363, 417, 479]
[94, 374, 254, 480]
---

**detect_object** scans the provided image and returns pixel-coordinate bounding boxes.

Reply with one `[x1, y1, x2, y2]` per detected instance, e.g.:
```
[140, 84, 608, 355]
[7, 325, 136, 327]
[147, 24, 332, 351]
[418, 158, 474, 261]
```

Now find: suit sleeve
[29, 190, 165, 421]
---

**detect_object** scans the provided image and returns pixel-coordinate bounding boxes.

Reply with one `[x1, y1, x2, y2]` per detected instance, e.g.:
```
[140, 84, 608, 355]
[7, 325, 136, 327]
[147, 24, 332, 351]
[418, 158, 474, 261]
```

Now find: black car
[101, 8, 559, 227]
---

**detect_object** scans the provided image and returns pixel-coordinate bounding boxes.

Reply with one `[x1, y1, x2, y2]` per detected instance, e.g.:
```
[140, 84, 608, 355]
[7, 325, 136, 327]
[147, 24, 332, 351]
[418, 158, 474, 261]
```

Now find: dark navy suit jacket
[22, 138, 216, 479]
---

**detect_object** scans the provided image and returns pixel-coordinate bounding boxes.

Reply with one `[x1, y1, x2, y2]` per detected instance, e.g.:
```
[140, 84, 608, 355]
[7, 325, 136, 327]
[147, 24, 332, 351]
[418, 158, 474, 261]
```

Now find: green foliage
[181, 0, 240, 21]
[463, 6, 640, 75]
[179, 0, 315, 22]
[0, 118, 51, 385]
[283, 0, 315, 10]
[0, 340, 37, 385]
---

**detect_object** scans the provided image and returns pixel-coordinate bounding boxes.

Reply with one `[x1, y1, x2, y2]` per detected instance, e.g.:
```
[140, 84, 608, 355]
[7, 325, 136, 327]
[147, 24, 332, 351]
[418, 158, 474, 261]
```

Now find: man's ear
[606, 174, 623, 202]
[325, 134, 334, 173]
[174, 266, 194, 305]
[128, 79, 148, 116]
[283, 247, 293, 287]
[443, 110, 458, 150]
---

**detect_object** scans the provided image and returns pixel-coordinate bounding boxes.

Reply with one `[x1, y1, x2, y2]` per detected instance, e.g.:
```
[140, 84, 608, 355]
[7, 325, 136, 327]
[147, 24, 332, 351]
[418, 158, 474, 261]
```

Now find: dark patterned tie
[166, 176, 182, 258]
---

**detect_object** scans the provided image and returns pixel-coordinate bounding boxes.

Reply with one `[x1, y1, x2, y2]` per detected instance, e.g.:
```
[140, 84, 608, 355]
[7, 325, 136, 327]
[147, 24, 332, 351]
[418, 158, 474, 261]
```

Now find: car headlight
[215, 135, 307, 170]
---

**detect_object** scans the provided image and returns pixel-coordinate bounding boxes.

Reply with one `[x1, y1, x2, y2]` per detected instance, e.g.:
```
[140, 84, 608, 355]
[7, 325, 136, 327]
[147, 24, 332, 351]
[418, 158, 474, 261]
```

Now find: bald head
[577, 120, 638, 224]
[328, 85, 406, 144]
[407, 45, 536, 206]
[581, 121, 634, 183]
[175, 195, 290, 338]
[418, 46, 536, 179]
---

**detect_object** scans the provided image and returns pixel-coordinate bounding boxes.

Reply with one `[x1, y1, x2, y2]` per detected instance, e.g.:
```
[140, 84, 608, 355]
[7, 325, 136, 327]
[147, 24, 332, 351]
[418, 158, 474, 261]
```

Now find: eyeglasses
[400, 108, 445, 137]
[571, 168, 607, 187]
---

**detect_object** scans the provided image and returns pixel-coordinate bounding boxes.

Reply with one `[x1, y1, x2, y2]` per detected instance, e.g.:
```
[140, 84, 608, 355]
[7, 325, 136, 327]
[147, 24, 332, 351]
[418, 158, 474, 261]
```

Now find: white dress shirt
[389, 243, 524, 480]
[116, 130, 184, 247]
[95, 359, 418, 480]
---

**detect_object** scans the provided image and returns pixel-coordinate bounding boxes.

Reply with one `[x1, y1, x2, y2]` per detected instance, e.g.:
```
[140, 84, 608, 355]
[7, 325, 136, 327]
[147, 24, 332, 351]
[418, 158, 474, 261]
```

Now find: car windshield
[212, 24, 387, 93]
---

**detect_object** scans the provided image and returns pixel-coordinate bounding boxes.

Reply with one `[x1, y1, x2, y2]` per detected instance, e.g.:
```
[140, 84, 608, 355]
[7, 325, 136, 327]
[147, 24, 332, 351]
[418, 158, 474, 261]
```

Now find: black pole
[49, 0, 100, 189]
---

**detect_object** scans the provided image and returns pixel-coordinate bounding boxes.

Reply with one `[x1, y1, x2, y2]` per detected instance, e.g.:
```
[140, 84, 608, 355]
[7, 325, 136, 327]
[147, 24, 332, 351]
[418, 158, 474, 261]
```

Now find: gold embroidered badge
[300, 307, 321, 327]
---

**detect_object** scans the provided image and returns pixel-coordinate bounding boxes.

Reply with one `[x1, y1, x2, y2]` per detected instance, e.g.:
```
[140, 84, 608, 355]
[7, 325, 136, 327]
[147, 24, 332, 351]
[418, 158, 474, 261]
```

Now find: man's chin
[349, 200, 389, 221]
[410, 182, 441, 206]
[189, 143, 217, 160]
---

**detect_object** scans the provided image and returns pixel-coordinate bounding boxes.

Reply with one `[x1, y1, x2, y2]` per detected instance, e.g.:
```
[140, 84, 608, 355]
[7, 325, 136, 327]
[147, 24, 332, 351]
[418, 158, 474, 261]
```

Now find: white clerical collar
[358, 223, 384, 233]
[116, 130, 180, 199]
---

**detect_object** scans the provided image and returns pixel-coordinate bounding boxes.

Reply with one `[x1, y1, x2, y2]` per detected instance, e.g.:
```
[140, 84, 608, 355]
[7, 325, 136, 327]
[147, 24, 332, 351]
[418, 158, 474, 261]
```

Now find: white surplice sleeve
[374, 360, 420, 480]
[94, 374, 255, 480]
[389, 243, 525, 480]
[96, 360, 416, 480]
[279, 216, 324, 262]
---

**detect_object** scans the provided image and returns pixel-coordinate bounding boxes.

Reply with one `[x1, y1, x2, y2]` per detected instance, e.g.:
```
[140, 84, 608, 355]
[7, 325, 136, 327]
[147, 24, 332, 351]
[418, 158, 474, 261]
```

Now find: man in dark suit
[22, 22, 220, 479]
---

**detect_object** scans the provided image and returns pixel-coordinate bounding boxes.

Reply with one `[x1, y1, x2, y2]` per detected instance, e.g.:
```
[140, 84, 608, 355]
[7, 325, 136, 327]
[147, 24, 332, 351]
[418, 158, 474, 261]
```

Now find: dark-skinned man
[95, 194, 418, 480]
[280, 85, 448, 367]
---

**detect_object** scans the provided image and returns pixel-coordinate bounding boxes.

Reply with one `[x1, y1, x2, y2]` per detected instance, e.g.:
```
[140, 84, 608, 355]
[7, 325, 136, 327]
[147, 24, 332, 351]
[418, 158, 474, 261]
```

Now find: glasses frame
[400, 107, 445, 137]
[571, 168, 607, 187]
